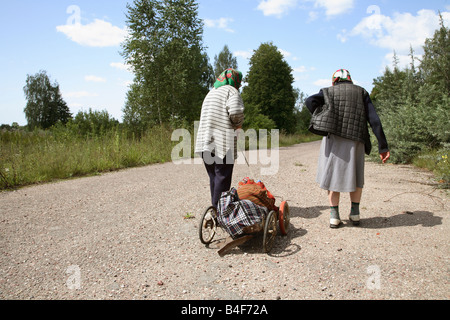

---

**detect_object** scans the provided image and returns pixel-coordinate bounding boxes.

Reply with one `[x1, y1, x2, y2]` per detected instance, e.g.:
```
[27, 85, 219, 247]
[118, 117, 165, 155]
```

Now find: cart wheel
[263, 210, 277, 253]
[199, 206, 217, 245]
[279, 201, 290, 236]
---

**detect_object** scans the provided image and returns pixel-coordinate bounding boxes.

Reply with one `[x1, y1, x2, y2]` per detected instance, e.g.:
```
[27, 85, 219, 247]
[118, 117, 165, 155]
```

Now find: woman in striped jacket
[195, 68, 245, 208]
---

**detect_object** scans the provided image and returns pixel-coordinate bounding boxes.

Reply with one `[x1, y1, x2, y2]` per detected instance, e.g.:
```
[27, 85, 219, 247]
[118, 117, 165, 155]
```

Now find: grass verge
[1, 127, 320, 190]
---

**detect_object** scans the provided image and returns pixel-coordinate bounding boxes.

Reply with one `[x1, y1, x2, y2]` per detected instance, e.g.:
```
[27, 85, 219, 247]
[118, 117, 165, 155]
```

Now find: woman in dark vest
[306, 69, 390, 228]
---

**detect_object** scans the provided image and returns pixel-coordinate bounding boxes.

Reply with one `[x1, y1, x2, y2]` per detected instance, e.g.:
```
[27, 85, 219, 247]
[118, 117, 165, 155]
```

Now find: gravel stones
[0, 141, 448, 300]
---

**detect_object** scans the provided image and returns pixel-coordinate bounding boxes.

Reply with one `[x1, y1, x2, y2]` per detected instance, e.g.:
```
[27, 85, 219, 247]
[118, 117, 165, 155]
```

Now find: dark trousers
[202, 152, 234, 208]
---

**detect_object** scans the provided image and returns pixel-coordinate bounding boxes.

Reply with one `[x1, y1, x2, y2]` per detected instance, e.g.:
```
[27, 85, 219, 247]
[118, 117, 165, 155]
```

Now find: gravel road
[0, 140, 448, 300]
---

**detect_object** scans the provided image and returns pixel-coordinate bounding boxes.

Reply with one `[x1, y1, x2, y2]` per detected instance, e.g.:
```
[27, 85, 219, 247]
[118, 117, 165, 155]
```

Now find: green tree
[243, 42, 297, 133]
[213, 45, 238, 78]
[420, 14, 450, 94]
[293, 88, 311, 134]
[371, 52, 411, 116]
[71, 108, 119, 136]
[121, 0, 214, 129]
[241, 90, 276, 132]
[417, 16, 450, 148]
[23, 70, 71, 129]
[370, 19, 450, 163]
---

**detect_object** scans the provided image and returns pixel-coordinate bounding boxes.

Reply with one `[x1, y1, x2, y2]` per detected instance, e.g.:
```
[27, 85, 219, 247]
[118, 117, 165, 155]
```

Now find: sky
[1, 0, 449, 126]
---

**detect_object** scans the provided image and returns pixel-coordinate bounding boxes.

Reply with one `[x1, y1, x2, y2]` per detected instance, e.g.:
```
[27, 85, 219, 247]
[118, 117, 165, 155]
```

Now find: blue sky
[1, 0, 449, 126]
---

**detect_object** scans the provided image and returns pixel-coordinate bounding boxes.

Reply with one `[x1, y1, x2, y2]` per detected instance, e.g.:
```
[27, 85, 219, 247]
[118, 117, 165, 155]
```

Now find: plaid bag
[217, 188, 268, 239]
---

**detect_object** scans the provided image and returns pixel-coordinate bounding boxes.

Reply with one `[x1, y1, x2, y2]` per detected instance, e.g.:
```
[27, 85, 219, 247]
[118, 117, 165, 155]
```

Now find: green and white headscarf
[332, 69, 353, 86]
[214, 68, 243, 90]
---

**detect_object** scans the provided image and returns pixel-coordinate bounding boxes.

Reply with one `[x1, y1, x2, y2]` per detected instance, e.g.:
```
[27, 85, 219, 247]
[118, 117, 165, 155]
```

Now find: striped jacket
[195, 85, 245, 160]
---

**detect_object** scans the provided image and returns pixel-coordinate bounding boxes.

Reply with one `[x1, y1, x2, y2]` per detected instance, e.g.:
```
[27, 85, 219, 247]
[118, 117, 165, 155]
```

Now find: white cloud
[257, 0, 298, 18]
[85, 75, 106, 83]
[308, 11, 319, 21]
[56, 19, 128, 47]
[110, 62, 133, 73]
[293, 66, 307, 73]
[313, 79, 331, 87]
[336, 29, 348, 42]
[234, 50, 253, 60]
[341, 9, 450, 54]
[310, 0, 354, 17]
[204, 17, 235, 32]
[278, 49, 292, 58]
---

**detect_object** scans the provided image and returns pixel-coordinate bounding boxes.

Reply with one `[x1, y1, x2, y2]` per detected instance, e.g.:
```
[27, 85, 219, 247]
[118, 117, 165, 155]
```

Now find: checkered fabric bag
[217, 188, 268, 239]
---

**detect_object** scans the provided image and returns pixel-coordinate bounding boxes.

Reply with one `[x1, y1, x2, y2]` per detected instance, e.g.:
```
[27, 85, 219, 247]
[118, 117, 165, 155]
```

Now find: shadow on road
[202, 206, 443, 257]
[356, 211, 443, 229]
[287, 206, 443, 229]
[290, 205, 329, 219]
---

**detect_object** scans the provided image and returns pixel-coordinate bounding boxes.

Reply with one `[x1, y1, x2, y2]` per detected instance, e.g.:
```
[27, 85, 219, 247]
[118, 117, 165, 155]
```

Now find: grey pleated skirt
[316, 134, 365, 192]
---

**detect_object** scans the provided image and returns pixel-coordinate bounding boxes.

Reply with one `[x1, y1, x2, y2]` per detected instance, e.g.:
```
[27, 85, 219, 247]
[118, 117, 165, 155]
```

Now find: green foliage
[241, 90, 276, 131]
[243, 42, 297, 134]
[420, 15, 450, 94]
[71, 108, 119, 137]
[23, 70, 72, 129]
[213, 45, 238, 78]
[292, 89, 311, 134]
[121, 0, 214, 129]
[370, 20, 450, 167]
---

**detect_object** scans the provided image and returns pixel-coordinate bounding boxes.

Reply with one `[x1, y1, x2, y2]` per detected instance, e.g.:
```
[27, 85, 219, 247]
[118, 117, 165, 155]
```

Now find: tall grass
[278, 133, 322, 147]
[0, 126, 174, 189]
[0, 125, 321, 190]
[412, 148, 449, 189]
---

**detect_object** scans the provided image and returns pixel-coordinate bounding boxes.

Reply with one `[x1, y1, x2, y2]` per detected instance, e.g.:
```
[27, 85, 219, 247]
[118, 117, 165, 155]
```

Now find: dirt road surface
[0, 140, 448, 300]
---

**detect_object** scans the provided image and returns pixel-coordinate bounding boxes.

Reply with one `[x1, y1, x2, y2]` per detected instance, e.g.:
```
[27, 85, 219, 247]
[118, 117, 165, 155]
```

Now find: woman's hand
[380, 151, 390, 164]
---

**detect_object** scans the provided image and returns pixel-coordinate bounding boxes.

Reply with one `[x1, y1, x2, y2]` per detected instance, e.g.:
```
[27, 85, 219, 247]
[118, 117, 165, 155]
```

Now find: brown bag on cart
[237, 177, 278, 212]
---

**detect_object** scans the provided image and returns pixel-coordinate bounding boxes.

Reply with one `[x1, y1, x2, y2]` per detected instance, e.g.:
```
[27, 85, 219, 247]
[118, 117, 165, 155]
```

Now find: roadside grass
[1, 126, 447, 190]
[412, 148, 449, 189]
[278, 133, 322, 147]
[0, 126, 174, 190]
[1, 127, 320, 190]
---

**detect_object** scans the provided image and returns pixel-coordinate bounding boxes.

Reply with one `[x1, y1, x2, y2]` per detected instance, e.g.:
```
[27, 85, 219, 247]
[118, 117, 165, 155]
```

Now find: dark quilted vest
[309, 83, 372, 155]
